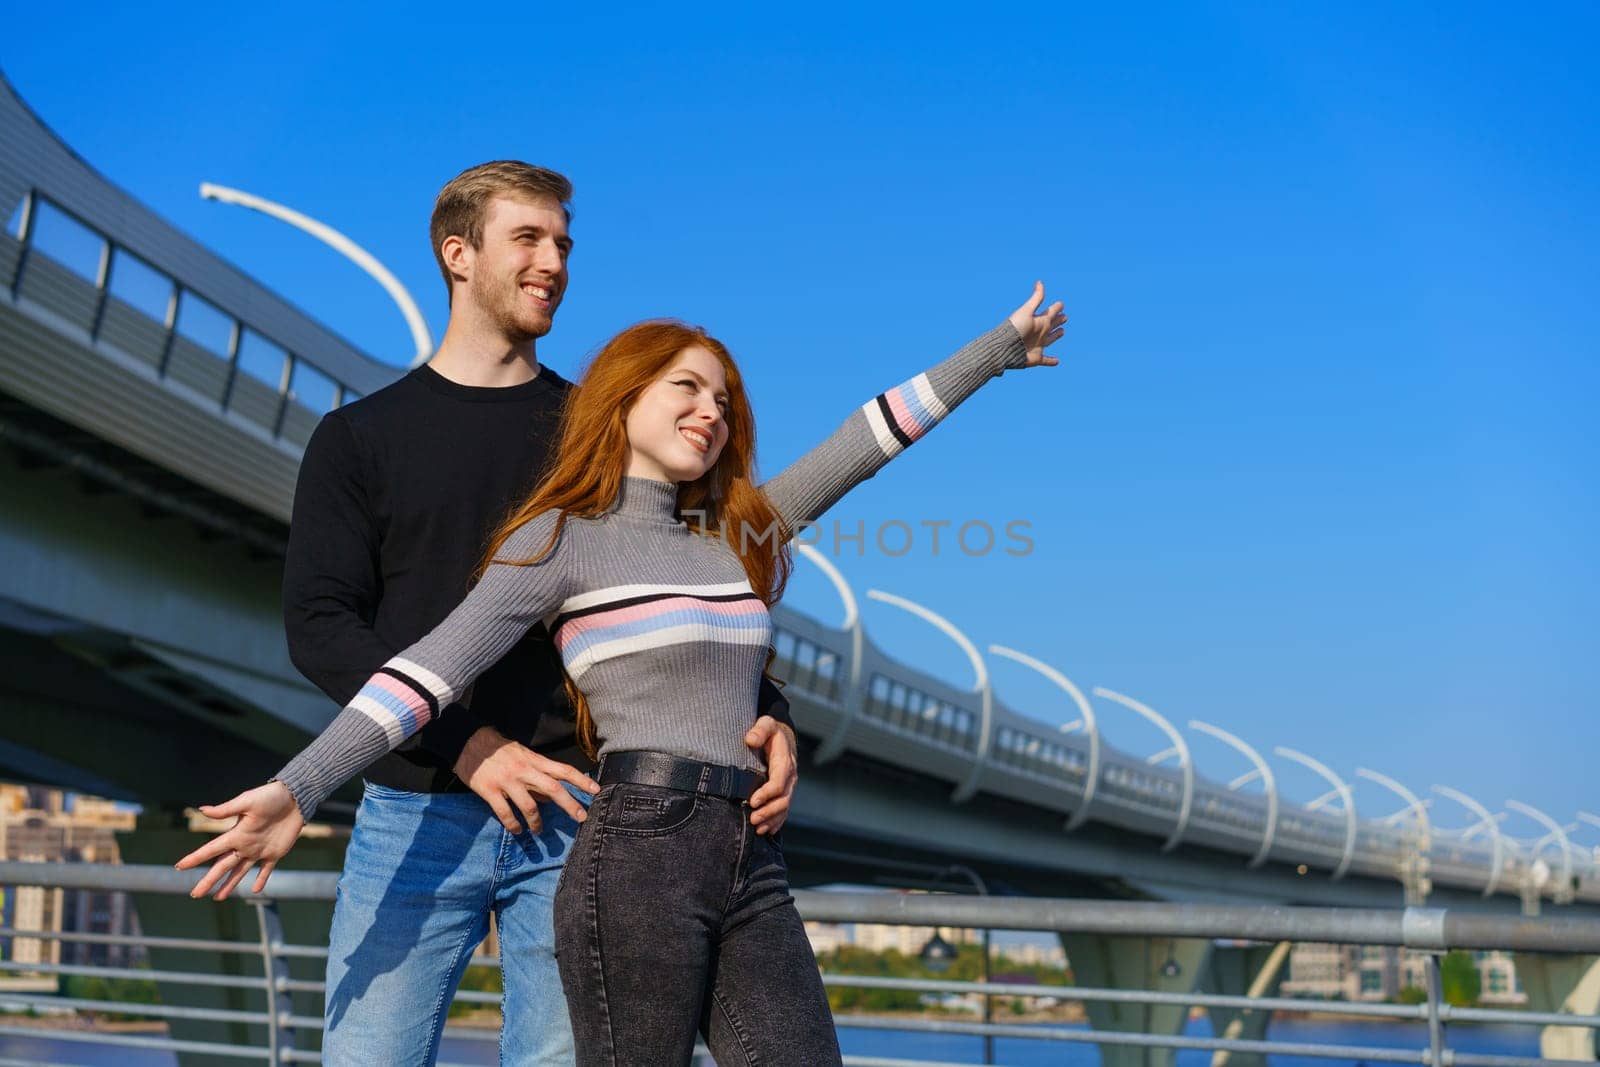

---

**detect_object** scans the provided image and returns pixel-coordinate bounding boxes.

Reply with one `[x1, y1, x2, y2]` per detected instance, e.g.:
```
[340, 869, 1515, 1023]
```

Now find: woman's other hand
[174, 781, 305, 900]
[1007, 281, 1067, 367]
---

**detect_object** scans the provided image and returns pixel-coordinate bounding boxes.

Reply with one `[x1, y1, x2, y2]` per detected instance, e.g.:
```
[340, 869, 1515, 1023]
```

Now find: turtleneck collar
[608, 476, 684, 525]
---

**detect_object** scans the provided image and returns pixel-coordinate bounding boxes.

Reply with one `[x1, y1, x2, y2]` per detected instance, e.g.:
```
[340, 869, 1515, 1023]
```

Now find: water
[0, 1017, 1544, 1065]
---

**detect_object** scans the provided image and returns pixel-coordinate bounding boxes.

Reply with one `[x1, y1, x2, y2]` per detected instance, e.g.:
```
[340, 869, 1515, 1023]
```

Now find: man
[231, 162, 797, 1065]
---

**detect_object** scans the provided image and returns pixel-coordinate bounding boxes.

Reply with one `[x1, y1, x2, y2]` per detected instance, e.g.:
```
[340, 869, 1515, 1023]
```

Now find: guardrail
[1, 861, 1598, 1066]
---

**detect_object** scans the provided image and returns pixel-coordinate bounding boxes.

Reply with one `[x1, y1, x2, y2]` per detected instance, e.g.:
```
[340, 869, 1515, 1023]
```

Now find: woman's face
[623, 345, 732, 484]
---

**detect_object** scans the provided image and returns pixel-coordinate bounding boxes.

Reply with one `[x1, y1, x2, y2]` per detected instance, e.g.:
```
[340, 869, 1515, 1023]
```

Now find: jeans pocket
[361, 782, 429, 802]
[600, 785, 700, 837]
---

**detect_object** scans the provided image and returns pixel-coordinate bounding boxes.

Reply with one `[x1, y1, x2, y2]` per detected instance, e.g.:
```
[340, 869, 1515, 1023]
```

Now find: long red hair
[480, 320, 792, 757]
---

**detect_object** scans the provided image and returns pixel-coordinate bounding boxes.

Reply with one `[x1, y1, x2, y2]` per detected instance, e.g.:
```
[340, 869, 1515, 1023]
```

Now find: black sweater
[282, 362, 791, 793]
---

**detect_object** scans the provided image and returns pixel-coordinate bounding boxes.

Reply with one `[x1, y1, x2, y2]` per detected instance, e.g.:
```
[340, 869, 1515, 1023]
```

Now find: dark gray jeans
[553, 781, 842, 1067]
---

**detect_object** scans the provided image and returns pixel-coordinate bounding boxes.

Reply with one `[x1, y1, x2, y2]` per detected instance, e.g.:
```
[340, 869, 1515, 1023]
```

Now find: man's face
[464, 195, 571, 342]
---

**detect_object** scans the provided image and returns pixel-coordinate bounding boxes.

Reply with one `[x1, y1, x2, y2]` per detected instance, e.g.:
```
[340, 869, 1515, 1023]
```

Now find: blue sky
[6, 3, 1596, 844]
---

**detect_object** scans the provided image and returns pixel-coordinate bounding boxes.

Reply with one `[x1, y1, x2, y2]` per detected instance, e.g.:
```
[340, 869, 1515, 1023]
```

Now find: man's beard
[472, 271, 552, 343]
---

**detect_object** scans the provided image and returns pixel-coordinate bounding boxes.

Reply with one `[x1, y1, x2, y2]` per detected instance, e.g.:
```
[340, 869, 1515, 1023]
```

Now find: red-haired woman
[179, 284, 1066, 1066]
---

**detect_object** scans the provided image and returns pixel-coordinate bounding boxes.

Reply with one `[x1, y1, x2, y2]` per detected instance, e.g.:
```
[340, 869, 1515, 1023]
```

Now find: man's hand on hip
[745, 716, 799, 836]
[454, 726, 599, 834]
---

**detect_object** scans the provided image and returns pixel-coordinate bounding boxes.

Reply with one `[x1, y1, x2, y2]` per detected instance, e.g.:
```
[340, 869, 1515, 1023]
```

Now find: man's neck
[428, 312, 541, 388]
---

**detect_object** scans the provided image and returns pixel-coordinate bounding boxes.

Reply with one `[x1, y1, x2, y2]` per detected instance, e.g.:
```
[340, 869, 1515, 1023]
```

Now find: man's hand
[454, 726, 599, 834]
[745, 716, 799, 836]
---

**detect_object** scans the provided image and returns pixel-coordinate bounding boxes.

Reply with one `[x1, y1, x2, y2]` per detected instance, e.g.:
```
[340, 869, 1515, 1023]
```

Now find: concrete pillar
[1060, 932, 1213, 1067]
[1515, 952, 1600, 1061]
[1198, 940, 1290, 1067]
[116, 808, 348, 1067]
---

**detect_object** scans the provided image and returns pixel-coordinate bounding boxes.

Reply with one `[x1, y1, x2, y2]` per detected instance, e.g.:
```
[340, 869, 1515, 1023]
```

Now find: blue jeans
[322, 782, 590, 1066]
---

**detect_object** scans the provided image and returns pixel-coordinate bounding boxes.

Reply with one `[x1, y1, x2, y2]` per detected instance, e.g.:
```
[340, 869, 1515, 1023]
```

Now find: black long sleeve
[281, 365, 577, 790]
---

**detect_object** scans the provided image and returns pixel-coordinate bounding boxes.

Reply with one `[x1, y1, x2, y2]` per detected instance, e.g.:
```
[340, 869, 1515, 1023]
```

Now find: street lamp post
[796, 543, 866, 765]
[1357, 768, 1432, 904]
[1433, 785, 1506, 898]
[986, 645, 1101, 830]
[1275, 747, 1357, 880]
[916, 864, 994, 1065]
[1190, 720, 1278, 868]
[1091, 688, 1194, 851]
[199, 182, 435, 367]
[865, 589, 993, 803]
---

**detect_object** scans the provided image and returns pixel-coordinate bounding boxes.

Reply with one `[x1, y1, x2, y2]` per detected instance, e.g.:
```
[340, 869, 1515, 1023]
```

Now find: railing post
[1424, 952, 1447, 1067]
[89, 238, 115, 340]
[218, 319, 245, 411]
[10, 188, 36, 296]
[272, 353, 295, 437]
[155, 281, 182, 378]
[252, 899, 296, 1064]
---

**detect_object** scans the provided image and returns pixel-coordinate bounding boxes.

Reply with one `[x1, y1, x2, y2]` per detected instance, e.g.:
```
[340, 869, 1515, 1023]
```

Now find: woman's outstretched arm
[175, 511, 583, 899]
[759, 282, 1066, 529]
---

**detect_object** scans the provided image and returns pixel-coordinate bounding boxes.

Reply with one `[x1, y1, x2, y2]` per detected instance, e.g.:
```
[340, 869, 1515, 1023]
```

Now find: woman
[178, 283, 1066, 1066]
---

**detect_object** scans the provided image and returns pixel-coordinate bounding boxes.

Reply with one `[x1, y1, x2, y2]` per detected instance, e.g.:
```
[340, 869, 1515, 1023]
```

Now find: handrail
[3, 862, 1597, 954]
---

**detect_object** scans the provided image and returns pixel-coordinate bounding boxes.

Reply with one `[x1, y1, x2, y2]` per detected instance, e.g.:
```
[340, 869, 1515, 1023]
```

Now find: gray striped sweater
[276, 322, 1028, 818]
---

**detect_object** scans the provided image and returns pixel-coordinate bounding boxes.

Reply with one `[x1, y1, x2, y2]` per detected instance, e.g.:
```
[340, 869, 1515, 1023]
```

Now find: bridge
[3, 70, 1598, 1064]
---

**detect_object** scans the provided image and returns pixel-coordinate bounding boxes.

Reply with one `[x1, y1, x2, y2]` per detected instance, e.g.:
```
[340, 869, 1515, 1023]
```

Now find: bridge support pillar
[116, 808, 347, 1067]
[1059, 932, 1213, 1067]
[1515, 951, 1600, 1060]
[1197, 940, 1289, 1067]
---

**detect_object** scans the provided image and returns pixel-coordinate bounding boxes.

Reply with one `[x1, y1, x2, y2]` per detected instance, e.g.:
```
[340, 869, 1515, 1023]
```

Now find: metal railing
[4, 192, 361, 450]
[2, 861, 1598, 1066]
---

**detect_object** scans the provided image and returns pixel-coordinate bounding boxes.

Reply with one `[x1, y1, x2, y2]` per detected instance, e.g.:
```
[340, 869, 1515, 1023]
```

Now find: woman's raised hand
[1007, 281, 1068, 367]
[174, 781, 305, 900]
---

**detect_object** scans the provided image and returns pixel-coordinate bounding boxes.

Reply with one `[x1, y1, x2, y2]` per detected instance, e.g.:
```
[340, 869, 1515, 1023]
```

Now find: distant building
[1285, 941, 1524, 1005]
[0, 783, 140, 970]
[804, 922, 851, 956]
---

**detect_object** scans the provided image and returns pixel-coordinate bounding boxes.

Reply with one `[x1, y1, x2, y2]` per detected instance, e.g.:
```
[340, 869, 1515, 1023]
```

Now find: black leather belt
[598, 751, 766, 802]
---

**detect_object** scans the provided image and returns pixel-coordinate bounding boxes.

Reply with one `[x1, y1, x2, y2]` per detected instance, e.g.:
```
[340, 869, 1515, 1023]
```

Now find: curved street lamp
[1357, 768, 1432, 903]
[1507, 799, 1575, 905]
[1190, 720, 1277, 868]
[795, 543, 865, 765]
[1275, 747, 1357, 880]
[1433, 785, 1506, 898]
[1091, 688, 1193, 852]
[199, 182, 435, 367]
[865, 589, 993, 803]
[987, 645, 1100, 830]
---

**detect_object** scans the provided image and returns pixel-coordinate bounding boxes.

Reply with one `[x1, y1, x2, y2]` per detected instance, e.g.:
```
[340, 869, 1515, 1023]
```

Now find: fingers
[549, 762, 601, 796]
[196, 792, 254, 821]
[752, 795, 791, 835]
[748, 778, 780, 809]
[532, 779, 586, 825]
[250, 860, 278, 896]
[487, 796, 522, 835]
[1024, 279, 1045, 313]
[744, 719, 776, 748]
[510, 785, 546, 833]
[189, 853, 242, 899]
[213, 860, 256, 902]
[175, 832, 242, 871]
